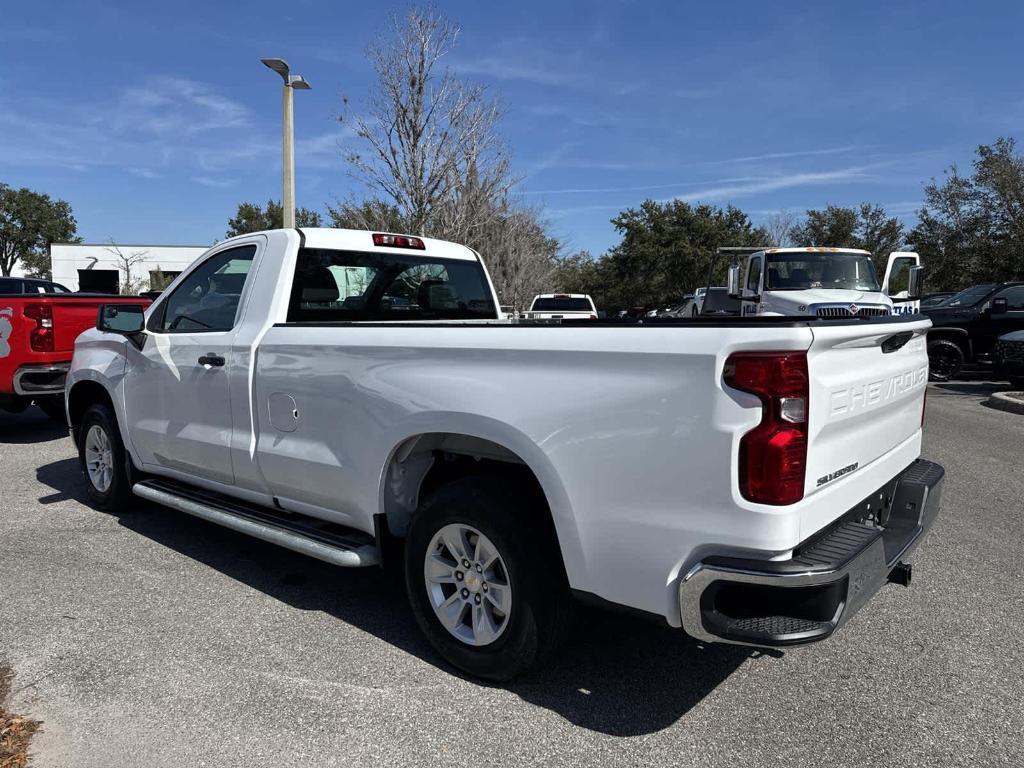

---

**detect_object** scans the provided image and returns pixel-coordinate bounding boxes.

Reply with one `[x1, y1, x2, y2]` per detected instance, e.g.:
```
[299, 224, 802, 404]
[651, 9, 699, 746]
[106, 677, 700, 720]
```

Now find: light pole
[261, 58, 311, 229]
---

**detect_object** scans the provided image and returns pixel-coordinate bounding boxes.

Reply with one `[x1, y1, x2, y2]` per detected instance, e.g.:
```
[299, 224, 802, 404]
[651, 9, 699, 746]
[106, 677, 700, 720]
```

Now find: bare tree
[342, 7, 509, 237]
[105, 239, 149, 295]
[765, 209, 797, 247]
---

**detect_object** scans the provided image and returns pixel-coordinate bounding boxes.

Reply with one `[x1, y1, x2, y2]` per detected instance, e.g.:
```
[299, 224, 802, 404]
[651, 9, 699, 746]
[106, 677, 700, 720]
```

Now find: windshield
[938, 283, 997, 307]
[765, 252, 880, 291]
[531, 297, 593, 312]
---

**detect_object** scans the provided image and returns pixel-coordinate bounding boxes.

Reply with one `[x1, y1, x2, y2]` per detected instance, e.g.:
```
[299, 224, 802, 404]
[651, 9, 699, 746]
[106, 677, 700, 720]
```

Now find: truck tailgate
[804, 318, 931, 501]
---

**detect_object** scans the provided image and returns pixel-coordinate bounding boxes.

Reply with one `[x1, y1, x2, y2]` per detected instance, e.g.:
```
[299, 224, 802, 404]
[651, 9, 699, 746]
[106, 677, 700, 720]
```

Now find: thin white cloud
[703, 145, 868, 166]
[452, 57, 585, 88]
[673, 166, 878, 203]
[193, 176, 236, 188]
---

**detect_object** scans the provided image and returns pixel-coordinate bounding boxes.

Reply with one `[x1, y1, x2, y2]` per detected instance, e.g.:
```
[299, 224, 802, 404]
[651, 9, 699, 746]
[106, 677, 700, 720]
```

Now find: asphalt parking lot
[1, 381, 1022, 767]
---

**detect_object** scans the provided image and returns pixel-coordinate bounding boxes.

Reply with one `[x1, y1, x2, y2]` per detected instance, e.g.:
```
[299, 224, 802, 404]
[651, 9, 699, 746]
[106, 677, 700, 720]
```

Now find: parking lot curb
[987, 391, 1024, 415]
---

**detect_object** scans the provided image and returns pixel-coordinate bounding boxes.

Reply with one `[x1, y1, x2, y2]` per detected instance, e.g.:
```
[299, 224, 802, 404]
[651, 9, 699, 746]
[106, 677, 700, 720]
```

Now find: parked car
[691, 286, 707, 316]
[994, 330, 1024, 388]
[67, 227, 943, 681]
[922, 281, 1024, 381]
[0, 289, 151, 419]
[920, 291, 956, 308]
[522, 293, 597, 320]
[0, 277, 72, 294]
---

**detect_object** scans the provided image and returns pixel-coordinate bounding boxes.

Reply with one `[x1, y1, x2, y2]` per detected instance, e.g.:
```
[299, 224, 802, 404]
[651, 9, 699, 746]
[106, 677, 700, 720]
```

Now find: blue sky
[2, 0, 1021, 255]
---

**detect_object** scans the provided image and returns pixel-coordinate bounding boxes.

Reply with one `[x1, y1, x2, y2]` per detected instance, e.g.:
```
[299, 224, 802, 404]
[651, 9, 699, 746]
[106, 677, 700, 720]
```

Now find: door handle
[198, 353, 225, 367]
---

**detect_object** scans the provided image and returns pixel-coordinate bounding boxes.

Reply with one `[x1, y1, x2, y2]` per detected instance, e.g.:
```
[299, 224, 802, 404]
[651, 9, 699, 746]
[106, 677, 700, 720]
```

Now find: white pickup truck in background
[521, 292, 598, 320]
[66, 228, 944, 680]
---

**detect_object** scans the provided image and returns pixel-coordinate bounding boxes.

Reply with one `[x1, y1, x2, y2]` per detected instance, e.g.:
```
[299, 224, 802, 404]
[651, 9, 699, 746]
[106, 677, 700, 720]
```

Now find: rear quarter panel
[252, 322, 816, 620]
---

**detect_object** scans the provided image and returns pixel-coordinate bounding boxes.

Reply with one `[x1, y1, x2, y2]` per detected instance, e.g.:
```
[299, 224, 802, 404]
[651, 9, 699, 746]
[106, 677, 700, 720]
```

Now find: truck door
[883, 252, 921, 315]
[976, 285, 1024, 357]
[741, 255, 762, 316]
[123, 243, 258, 485]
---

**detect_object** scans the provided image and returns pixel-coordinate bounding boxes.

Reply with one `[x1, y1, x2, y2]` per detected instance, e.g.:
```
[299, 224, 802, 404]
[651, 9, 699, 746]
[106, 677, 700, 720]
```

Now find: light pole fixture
[261, 58, 311, 229]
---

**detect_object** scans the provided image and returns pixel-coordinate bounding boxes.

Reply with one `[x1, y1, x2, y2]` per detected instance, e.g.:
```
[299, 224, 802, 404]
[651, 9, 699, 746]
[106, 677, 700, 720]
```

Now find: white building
[49, 242, 211, 293]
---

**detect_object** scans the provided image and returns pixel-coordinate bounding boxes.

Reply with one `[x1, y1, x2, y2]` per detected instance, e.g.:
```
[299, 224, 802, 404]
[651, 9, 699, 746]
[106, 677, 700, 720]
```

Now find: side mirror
[97, 303, 146, 335]
[906, 265, 924, 300]
[991, 297, 1009, 315]
[727, 264, 742, 299]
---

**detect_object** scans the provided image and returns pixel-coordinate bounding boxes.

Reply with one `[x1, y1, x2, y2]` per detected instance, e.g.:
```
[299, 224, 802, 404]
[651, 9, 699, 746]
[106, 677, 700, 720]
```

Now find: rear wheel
[928, 339, 964, 382]
[404, 475, 572, 681]
[78, 403, 134, 511]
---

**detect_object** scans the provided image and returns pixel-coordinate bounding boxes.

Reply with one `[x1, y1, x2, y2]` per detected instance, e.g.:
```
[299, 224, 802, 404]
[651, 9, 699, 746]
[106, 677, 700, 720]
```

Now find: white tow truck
[66, 228, 943, 680]
[720, 247, 923, 319]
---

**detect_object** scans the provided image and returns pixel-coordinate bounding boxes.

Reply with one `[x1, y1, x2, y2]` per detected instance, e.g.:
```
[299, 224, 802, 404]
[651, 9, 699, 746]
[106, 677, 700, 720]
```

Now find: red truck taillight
[724, 351, 809, 505]
[24, 303, 55, 352]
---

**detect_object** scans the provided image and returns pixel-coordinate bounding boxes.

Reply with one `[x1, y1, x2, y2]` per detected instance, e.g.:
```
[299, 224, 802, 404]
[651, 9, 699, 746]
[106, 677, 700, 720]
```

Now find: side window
[994, 286, 1024, 310]
[287, 248, 497, 322]
[746, 258, 762, 292]
[153, 245, 257, 332]
[0, 279, 22, 293]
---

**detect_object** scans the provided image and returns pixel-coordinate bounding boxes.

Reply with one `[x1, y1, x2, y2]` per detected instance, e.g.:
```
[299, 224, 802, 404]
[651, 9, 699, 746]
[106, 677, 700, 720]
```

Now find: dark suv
[0, 277, 71, 294]
[923, 281, 1024, 380]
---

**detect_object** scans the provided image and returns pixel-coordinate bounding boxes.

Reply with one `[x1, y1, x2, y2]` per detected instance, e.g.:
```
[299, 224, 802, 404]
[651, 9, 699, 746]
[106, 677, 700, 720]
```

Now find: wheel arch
[376, 419, 586, 587]
[67, 379, 116, 444]
[927, 327, 972, 356]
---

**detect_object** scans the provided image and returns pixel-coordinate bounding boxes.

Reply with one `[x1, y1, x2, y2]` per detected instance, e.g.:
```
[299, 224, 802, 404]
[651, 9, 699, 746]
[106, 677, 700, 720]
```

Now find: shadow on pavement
[931, 380, 1009, 395]
[0, 407, 68, 445]
[34, 455, 754, 736]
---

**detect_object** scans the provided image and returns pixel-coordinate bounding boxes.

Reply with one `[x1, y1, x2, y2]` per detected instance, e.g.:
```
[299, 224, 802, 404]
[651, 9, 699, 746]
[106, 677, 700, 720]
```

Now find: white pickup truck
[521, 293, 597, 320]
[66, 228, 944, 681]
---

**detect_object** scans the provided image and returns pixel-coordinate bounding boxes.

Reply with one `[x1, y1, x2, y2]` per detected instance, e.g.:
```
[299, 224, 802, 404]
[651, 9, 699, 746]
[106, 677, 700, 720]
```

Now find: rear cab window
[530, 297, 593, 312]
[286, 248, 497, 322]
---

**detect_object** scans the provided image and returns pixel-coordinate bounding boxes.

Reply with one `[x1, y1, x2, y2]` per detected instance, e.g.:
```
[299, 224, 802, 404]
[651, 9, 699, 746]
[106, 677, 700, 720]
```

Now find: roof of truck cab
[297, 228, 479, 261]
[763, 247, 872, 255]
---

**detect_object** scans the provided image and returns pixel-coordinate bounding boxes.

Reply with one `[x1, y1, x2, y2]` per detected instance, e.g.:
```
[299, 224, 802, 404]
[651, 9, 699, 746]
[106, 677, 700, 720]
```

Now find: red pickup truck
[0, 287, 150, 420]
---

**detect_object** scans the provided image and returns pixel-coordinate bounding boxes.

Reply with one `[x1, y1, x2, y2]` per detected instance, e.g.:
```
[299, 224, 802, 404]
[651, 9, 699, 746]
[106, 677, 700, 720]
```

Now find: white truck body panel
[69, 228, 935, 626]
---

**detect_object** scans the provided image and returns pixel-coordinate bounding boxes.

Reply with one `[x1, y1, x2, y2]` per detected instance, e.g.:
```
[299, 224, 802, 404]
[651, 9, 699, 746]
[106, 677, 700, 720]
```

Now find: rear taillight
[724, 351, 809, 505]
[372, 233, 425, 249]
[24, 303, 54, 352]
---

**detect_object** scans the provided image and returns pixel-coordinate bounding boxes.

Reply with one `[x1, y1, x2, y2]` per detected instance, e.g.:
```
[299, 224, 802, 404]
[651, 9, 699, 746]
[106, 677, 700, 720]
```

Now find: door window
[152, 245, 256, 332]
[746, 258, 762, 292]
[993, 285, 1024, 310]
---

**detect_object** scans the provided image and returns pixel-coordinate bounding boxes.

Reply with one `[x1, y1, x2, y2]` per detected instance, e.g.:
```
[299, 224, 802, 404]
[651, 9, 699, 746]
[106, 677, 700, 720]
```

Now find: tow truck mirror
[97, 303, 146, 335]
[727, 265, 742, 299]
[991, 297, 1009, 315]
[906, 265, 924, 301]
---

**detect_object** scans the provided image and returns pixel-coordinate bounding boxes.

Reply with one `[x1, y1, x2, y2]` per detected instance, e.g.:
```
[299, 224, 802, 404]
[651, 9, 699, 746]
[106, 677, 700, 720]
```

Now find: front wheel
[928, 339, 964, 382]
[78, 403, 134, 511]
[404, 475, 572, 681]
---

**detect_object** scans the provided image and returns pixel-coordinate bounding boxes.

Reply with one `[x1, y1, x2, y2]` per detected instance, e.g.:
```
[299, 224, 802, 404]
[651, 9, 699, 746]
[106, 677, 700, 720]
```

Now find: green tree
[226, 199, 322, 237]
[910, 137, 1024, 290]
[0, 183, 80, 277]
[790, 203, 904, 276]
[579, 199, 769, 311]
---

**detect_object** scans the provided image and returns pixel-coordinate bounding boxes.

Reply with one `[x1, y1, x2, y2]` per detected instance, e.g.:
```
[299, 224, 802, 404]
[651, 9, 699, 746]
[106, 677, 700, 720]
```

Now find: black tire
[927, 339, 964, 382]
[77, 403, 134, 512]
[404, 475, 572, 682]
[36, 396, 67, 424]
